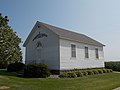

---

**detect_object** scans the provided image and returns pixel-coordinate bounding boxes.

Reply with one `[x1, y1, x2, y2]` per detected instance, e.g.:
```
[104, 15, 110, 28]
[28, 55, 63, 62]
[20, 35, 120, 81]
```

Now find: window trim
[85, 47, 89, 58]
[71, 44, 76, 58]
[95, 48, 99, 59]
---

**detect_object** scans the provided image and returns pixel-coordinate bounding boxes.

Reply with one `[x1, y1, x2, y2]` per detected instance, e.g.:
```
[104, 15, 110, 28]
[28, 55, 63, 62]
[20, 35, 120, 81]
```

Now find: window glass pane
[95, 48, 99, 59]
[85, 47, 89, 58]
[71, 44, 76, 57]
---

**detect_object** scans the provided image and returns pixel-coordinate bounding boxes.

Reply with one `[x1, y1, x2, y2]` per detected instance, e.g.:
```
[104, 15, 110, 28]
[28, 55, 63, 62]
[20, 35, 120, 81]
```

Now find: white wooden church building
[23, 21, 105, 72]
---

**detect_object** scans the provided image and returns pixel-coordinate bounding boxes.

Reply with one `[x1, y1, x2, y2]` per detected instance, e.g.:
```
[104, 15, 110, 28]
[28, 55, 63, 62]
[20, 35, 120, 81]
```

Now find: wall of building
[59, 39, 104, 70]
[25, 26, 60, 70]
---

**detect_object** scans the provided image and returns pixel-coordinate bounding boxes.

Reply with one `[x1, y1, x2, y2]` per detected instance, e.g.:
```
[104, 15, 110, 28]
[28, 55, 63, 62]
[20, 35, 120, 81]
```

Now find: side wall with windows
[59, 38, 104, 70]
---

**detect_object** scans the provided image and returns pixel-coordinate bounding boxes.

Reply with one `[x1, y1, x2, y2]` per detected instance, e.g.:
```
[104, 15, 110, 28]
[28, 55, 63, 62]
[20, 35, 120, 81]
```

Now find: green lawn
[0, 70, 120, 90]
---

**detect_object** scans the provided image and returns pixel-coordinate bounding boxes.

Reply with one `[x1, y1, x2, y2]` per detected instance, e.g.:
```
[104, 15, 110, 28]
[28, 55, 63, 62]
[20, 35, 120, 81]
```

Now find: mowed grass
[0, 70, 120, 90]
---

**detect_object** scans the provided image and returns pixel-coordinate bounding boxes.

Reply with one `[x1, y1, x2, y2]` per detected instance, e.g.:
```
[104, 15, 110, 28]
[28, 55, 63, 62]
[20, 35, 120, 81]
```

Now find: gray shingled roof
[23, 21, 105, 47]
[38, 21, 105, 47]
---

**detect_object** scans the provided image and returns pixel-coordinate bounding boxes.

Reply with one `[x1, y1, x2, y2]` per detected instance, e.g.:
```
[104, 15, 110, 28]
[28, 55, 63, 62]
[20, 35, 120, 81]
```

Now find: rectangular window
[85, 47, 89, 58]
[95, 48, 99, 59]
[71, 44, 76, 58]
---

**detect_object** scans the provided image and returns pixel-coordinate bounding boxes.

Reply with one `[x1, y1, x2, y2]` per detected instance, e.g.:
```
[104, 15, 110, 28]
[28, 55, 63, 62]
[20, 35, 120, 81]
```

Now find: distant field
[0, 70, 120, 90]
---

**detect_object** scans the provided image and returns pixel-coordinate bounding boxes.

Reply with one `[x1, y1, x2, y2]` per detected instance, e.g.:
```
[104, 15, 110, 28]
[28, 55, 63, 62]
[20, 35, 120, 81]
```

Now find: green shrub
[86, 70, 94, 75]
[7, 62, 25, 72]
[102, 69, 108, 73]
[92, 70, 99, 74]
[67, 72, 77, 78]
[75, 71, 83, 77]
[105, 62, 120, 71]
[59, 69, 112, 78]
[81, 71, 88, 76]
[110, 69, 113, 72]
[0, 63, 7, 69]
[106, 69, 112, 73]
[98, 69, 103, 74]
[24, 64, 50, 78]
[59, 72, 67, 78]
[106, 69, 110, 73]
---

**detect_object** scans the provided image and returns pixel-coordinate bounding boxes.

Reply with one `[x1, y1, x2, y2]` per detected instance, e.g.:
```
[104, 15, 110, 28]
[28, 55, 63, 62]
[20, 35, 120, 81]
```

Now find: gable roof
[23, 21, 105, 47]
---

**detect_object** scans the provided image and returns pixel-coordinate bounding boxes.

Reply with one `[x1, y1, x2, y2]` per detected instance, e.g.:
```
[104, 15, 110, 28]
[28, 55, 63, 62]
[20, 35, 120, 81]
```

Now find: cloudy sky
[0, 0, 120, 61]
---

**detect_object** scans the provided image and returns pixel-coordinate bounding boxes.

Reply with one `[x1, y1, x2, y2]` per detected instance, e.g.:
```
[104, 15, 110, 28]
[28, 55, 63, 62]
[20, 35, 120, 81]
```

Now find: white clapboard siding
[59, 39, 104, 70]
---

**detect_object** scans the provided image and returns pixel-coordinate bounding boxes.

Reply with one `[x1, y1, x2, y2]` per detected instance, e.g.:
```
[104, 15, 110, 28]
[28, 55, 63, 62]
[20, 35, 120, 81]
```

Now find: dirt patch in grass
[0, 85, 10, 90]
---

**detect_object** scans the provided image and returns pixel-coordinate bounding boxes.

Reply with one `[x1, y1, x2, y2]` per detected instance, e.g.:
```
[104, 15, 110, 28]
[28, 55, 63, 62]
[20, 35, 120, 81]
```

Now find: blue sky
[0, 0, 120, 61]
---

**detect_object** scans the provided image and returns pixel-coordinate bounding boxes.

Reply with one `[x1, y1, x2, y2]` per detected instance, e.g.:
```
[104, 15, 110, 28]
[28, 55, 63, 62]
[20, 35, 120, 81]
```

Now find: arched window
[36, 41, 42, 49]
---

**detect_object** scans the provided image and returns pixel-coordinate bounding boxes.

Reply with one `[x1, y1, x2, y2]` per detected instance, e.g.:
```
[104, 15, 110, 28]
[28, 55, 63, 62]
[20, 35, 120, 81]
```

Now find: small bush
[110, 69, 112, 72]
[86, 70, 94, 75]
[98, 69, 103, 74]
[75, 71, 83, 77]
[81, 71, 88, 76]
[106, 69, 110, 73]
[24, 64, 50, 78]
[67, 72, 77, 78]
[59, 72, 67, 78]
[0, 63, 7, 69]
[102, 69, 107, 73]
[7, 62, 25, 72]
[92, 70, 99, 74]
[106, 69, 112, 73]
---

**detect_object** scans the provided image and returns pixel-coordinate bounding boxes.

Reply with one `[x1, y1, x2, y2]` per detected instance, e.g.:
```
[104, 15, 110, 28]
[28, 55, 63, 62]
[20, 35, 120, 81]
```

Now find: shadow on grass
[0, 69, 41, 78]
[0, 69, 17, 77]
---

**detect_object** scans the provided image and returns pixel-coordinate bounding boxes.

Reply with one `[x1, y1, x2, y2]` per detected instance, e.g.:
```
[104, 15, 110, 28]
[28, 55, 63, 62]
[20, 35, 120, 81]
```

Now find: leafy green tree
[0, 13, 22, 68]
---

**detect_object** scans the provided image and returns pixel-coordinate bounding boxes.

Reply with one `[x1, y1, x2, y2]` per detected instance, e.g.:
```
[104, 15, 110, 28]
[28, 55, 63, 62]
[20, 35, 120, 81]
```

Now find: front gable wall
[25, 26, 60, 70]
